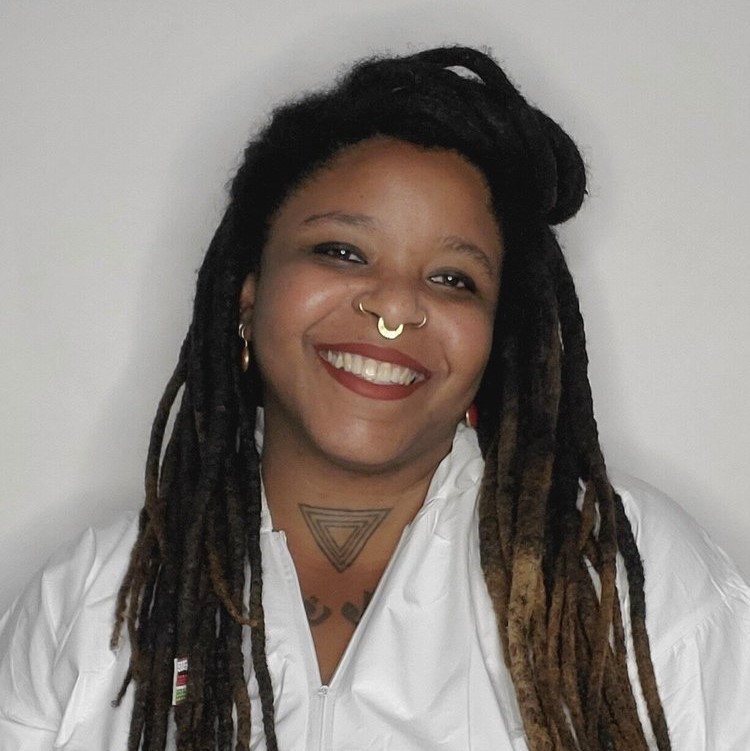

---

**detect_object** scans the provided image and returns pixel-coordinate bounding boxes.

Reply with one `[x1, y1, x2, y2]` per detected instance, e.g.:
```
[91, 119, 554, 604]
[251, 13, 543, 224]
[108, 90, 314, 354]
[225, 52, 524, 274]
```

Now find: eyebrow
[301, 211, 378, 230]
[442, 235, 497, 278]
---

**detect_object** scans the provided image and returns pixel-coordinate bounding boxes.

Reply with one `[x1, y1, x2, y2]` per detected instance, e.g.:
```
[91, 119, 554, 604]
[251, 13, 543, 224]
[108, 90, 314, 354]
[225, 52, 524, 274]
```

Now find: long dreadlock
[111, 45, 671, 750]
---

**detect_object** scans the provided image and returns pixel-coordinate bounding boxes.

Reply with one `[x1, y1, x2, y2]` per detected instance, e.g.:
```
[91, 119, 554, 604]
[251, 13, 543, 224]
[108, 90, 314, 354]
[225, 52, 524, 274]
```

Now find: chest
[295, 565, 383, 684]
[247, 518, 526, 750]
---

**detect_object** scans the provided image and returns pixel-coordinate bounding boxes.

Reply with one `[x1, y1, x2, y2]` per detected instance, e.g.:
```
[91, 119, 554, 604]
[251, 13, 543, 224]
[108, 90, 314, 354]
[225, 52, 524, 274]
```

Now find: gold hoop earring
[238, 323, 251, 372]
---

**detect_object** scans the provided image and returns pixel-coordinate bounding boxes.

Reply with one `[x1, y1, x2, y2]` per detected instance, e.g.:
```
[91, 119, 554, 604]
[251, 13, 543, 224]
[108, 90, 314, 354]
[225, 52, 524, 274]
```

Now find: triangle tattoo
[299, 504, 391, 572]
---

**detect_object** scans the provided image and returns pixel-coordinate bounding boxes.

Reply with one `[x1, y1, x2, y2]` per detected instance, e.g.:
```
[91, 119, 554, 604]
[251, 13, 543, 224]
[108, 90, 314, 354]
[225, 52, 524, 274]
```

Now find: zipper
[275, 525, 413, 749]
[315, 684, 330, 750]
[275, 530, 331, 750]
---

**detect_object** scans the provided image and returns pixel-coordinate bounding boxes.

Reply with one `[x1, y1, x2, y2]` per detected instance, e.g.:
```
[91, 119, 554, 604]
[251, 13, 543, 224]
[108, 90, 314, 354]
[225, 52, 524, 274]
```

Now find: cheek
[250, 265, 351, 364]
[444, 308, 496, 386]
[253, 266, 317, 329]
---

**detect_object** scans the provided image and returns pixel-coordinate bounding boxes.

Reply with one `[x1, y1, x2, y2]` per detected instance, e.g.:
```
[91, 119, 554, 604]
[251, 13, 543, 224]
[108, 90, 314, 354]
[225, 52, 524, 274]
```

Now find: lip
[315, 342, 432, 401]
[316, 342, 431, 377]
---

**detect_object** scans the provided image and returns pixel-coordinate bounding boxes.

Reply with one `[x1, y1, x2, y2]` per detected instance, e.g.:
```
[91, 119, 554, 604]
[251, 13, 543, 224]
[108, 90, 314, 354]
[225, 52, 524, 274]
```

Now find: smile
[319, 349, 426, 386]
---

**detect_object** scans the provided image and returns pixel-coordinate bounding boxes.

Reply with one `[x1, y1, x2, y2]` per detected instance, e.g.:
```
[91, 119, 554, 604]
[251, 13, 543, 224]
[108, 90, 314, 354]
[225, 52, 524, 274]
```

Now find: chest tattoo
[298, 504, 390, 572]
[341, 589, 373, 626]
[303, 590, 374, 627]
[304, 595, 332, 625]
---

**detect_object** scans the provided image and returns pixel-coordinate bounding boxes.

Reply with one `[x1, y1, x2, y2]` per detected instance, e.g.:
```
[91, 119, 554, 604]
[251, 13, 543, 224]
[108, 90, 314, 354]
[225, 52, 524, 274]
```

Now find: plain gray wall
[2, 0, 749, 612]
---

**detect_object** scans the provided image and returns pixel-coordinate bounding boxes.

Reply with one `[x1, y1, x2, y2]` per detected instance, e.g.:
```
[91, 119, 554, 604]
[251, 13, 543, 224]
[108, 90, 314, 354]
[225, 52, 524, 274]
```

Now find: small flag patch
[172, 656, 189, 705]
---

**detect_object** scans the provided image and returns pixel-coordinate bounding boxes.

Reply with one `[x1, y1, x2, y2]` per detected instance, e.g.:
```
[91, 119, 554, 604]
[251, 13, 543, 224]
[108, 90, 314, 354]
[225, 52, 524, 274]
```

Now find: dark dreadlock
[111, 46, 671, 750]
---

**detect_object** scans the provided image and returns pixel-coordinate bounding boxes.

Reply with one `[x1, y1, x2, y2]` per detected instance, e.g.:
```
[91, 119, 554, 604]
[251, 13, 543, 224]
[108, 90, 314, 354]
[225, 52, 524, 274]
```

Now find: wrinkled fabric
[1, 424, 749, 750]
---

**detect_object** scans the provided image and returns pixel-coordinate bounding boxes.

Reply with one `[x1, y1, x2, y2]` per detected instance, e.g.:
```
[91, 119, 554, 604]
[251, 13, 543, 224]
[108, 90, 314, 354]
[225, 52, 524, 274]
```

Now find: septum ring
[358, 302, 427, 340]
[378, 318, 404, 340]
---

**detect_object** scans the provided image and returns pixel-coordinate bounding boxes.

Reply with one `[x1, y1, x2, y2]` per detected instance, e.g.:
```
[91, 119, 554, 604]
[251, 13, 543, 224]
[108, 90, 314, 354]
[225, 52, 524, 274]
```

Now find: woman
[1, 46, 749, 750]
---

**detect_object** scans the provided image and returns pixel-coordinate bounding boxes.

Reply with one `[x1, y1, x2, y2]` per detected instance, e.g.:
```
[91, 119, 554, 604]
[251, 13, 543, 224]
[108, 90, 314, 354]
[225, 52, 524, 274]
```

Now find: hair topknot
[341, 46, 587, 223]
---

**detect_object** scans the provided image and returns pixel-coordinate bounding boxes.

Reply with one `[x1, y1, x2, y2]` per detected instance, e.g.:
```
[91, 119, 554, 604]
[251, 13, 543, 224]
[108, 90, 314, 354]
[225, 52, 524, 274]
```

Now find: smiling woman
[1, 45, 749, 751]
[244, 139, 503, 687]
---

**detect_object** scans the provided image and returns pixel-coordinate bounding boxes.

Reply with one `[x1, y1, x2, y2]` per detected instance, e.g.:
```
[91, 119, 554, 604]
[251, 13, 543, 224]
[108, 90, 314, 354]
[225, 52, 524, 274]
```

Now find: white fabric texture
[1, 424, 749, 750]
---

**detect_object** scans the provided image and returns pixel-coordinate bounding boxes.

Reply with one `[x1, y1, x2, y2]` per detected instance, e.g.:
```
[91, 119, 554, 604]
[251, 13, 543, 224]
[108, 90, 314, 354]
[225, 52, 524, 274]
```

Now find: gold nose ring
[358, 302, 427, 340]
[377, 318, 404, 340]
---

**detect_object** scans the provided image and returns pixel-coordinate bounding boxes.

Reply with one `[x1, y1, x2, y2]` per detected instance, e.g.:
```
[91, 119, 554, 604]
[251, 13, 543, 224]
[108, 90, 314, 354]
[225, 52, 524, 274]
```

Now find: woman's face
[241, 138, 503, 473]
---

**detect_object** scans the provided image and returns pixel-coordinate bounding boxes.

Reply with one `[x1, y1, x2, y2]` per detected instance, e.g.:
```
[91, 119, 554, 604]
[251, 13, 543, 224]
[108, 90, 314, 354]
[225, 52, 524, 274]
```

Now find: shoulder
[610, 470, 749, 648]
[1, 511, 140, 639]
[610, 470, 750, 649]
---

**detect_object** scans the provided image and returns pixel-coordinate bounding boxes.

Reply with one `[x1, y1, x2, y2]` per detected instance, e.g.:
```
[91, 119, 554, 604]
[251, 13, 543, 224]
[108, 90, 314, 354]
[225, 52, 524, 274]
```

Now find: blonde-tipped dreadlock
[112, 46, 671, 750]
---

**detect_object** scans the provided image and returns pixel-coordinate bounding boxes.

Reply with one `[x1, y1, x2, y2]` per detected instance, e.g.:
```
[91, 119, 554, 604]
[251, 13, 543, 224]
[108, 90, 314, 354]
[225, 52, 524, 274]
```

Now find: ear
[238, 273, 257, 332]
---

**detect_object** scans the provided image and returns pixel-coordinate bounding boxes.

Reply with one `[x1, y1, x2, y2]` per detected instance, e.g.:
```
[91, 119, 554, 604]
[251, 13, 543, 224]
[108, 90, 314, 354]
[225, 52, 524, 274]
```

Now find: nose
[354, 276, 428, 335]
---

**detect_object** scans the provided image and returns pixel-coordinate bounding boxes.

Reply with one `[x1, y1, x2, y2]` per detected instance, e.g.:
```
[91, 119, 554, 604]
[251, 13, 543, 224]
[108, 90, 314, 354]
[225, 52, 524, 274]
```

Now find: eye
[428, 271, 477, 293]
[312, 242, 366, 264]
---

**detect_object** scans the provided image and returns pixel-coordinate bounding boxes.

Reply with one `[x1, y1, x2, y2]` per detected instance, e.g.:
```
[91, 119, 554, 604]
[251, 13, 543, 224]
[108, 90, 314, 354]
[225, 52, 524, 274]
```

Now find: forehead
[268, 138, 502, 251]
[295, 137, 492, 203]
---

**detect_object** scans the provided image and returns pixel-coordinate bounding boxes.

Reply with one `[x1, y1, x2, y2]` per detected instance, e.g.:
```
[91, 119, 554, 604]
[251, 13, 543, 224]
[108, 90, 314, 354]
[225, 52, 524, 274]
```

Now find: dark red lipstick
[315, 343, 431, 401]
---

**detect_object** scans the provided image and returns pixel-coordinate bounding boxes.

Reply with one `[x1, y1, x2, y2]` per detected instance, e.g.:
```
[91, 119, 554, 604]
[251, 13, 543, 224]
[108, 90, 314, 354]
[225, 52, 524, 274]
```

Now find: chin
[319, 445, 419, 476]
[308, 418, 452, 476]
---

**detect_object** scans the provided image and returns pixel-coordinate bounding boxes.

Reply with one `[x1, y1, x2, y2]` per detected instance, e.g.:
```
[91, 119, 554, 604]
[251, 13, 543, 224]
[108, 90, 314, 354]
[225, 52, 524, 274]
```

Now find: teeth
[322, 350, 424, 386]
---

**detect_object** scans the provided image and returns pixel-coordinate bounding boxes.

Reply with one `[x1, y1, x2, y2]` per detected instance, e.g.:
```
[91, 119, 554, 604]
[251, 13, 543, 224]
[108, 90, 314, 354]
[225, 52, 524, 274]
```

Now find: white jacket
[1, 424, 749, 749]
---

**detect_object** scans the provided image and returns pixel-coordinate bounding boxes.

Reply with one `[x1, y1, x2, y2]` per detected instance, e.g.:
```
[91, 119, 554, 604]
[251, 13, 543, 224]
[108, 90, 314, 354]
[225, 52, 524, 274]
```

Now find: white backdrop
[1, 0, 748, 613]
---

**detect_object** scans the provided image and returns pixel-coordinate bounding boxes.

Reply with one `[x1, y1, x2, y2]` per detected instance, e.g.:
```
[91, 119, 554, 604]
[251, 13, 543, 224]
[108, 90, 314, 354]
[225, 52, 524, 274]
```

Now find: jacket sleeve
[0, 515, 137, 751]
[616, 474, 750, 749]
[0, 565, 61, 750]
[653, 582, 750, 749]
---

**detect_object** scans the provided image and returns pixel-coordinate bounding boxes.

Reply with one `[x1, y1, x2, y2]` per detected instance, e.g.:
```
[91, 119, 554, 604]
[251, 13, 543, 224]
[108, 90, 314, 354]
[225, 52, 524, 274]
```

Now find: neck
[258, 410, 454, 571]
